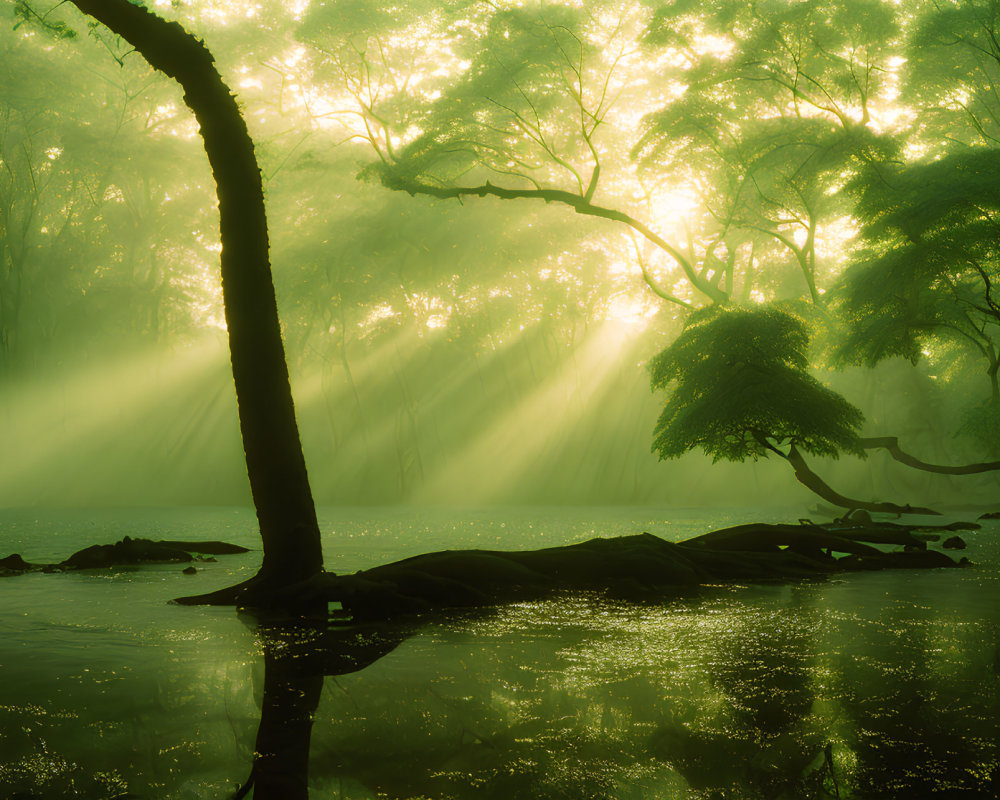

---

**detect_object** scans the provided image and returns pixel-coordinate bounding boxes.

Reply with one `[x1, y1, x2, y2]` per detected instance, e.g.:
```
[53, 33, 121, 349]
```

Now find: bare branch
[381, 174, 727, 303]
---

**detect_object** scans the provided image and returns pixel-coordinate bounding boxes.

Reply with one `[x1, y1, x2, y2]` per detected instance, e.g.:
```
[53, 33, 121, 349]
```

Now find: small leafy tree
[649, 306, 937, 514]
[650, 306, 862, 461]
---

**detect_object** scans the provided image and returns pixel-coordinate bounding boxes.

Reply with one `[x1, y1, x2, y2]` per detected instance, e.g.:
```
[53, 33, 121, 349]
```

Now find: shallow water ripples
[304, 574, 1000, 798]
[3, 509, 1000, 797]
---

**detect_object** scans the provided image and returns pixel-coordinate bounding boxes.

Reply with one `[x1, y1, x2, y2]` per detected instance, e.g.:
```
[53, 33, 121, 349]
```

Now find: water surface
[1, 506, 998, 798]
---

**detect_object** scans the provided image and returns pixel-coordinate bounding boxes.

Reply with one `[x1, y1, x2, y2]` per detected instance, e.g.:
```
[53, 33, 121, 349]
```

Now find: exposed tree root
[173, 573, 326, 617]
[172, 578, 259, 607]
[170, 527, 968, 619]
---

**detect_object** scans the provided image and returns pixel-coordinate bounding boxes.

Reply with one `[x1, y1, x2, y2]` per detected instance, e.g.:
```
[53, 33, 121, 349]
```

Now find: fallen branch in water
[213, 527, 970, 621]
[3, 526, 971, 619]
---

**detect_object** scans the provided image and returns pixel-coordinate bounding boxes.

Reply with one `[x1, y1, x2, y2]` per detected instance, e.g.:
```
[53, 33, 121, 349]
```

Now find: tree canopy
[5, 0, 1000, 508]
[649, 306, 863, 463]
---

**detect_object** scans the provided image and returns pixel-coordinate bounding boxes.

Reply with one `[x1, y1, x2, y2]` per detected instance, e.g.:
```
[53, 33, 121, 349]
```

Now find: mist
[3, 0, 1000, 512]
[6, 1, 1000, 797]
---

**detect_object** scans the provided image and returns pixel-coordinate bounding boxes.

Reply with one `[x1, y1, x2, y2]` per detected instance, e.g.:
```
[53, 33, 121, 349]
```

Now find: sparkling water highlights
[1, 506, 999, 798]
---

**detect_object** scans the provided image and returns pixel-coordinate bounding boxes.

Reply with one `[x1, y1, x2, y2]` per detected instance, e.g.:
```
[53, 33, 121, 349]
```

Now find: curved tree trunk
[68, 0, 323, 602]
[860, 436, 1000, 476]
[784, 445, 940, 516]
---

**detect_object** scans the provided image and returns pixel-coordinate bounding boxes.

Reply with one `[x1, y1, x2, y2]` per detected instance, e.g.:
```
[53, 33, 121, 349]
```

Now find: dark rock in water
[62, 536, 194, 569]
[0, 554, 33, 571]
[938, 521, 980, 531]
[155, 540, 250, 555]
[1, 537, 246, 576]
[943, 536, 967, 550]
[60, 537, 249, 569]
[182, 566, 198, 575]
[847, 509, 873, 525]
[979, 511, 1000, 520]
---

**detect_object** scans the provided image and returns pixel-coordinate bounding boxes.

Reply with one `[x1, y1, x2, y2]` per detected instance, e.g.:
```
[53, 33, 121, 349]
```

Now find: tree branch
[381, 174, 728, 304]
[861, 436, 1000, 475]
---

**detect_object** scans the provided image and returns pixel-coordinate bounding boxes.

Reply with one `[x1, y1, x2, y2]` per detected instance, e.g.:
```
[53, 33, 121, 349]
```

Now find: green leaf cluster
[649, 306, 864, 463]
[13, 1, 77, 39]
[905, 0, 1000, 147]
[836, 150, 1000, 369]
[958, 399, 1000, 458]
[379, 4, 590, 186]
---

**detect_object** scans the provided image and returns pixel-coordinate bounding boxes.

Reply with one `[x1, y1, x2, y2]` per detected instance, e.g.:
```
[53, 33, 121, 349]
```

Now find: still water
[1, 506, 999, 798]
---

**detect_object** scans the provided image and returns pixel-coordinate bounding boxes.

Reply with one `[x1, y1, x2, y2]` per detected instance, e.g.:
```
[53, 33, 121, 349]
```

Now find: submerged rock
[0, 553, 33, 571]
[943, 536, 967, 550]
[60, 536, 250, 569]
[62, 537, 194, 568]
[939, 521, 981, 531]
[1, 538, 248, 575]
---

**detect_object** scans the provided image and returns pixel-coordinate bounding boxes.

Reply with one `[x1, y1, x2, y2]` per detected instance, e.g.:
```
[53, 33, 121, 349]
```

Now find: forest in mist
[4, 0, 1000, 510]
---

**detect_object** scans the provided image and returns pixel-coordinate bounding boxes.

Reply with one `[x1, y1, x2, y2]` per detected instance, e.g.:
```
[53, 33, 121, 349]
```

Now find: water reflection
[7, 582, 995, 797]
[233, 584, 1000, 799]
[830, 600, 1000, 797]
[235, 618, 414, 799]
[649, 588, 836, 798]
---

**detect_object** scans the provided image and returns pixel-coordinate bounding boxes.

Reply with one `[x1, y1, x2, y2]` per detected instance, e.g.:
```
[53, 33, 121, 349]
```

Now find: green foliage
[0, 4, 221, 371]
[649, 306, 864, 462]
[835, 150, 1000, 378]
[733, 0, 897, 102]
[13, 1, 77, 39]
[958, 399, 1000, 458]
[854, 149, 1000, 239]
[639, 0, 898, 125]
[628, 0, 902, 305]
[303, 0, 471, 43]
[368, 4, 592, 187]
[905, 0, 1000, 147]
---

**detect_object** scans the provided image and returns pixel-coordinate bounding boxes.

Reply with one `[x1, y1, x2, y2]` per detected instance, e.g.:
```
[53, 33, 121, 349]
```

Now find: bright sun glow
[693, 33, 734, 59]
[605, 295, 658, 327]
[645, 184, 701, 228]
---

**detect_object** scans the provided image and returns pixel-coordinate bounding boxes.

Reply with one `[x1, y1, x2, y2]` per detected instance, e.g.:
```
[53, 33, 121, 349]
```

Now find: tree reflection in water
[234, 617, 414, 799]
[639, 584, 842, 799]
[831, 601, 1000, 798]
[233, 589, 1000, 800]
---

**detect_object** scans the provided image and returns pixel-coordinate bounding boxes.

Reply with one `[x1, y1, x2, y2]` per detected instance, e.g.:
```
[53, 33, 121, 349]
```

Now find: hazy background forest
[4, 0, 1000, 511]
